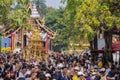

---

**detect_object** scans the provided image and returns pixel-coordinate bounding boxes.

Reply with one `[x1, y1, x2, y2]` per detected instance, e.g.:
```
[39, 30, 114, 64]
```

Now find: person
[29, 72, 37, 80]
[45, 73, 51, 80]
[91, 72, 97, 80]
[98, 59, 103, 69]
[100, 68, 107, 80]
[26, 30, 32, 38]
[72, 66, 79, 80]
[40, 30, 47, 47]
[73, 49, 78, 57]
[26, 30, 32, 45]
[78, 71, 86, 80]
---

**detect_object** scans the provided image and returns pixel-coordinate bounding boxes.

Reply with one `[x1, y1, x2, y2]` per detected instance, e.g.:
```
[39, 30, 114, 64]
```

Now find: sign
[1, 38, 11, 52]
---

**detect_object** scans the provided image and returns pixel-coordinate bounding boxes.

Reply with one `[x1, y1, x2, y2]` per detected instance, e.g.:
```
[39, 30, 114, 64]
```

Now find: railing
[35, 19, 55, 39]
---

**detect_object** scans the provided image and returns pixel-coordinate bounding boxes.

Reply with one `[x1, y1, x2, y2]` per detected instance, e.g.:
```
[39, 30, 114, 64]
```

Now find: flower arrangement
[1, 47, 11, 52]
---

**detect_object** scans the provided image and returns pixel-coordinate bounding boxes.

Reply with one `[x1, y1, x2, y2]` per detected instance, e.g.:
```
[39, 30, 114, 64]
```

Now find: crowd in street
[0, 52, 120, 80]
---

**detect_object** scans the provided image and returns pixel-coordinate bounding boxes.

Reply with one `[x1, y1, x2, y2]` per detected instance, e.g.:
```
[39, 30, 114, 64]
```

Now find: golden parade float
[23, 28, 44, 62]
[22, 2, 55, 62]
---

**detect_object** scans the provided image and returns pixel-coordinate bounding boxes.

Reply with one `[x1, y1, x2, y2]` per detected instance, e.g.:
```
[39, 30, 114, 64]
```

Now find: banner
[11, 34, 15, 50]
[45, 35, 49, 53]
[1, 38, 11, 52]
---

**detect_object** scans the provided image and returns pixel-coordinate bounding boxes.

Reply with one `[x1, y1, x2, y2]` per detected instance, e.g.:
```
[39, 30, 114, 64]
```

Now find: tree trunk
[104, 30, 113, 63]
[93, 35, 98, 61]
[89, 41, 93, 50]
[90, 35, 98, 62]
[94, 35, 98, 50]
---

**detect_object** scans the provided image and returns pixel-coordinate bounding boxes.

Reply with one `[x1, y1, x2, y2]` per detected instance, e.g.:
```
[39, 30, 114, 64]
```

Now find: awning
[90, 50, 104, 53]
[91, 41, 120, 53]
[112, 41, 120, 51]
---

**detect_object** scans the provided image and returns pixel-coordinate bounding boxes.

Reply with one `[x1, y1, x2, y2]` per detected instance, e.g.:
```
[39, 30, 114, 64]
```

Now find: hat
[85, 60, 90, 63]
[74, 66, 80, 71]
[57, 63, 64, 68]
[100, 68, 106, 72]
[78, 72, 85, 76]
[92, 72, 97, 75]
[108, 71, 115, 77]
[45, 73, 51, 78]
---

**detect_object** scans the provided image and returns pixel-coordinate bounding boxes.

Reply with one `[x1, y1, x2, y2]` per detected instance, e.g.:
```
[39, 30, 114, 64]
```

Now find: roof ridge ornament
[30, 2, 40, 18]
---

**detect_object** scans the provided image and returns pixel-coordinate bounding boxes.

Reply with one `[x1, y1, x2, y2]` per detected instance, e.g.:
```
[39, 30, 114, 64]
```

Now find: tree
[63, 0, 120, 62]
[45, 7, 66, 31]
[0, 0, 12, 25]
[7, 0, 30, 29]
[45, 7, 67, 52]
[0, 0, 30, 30]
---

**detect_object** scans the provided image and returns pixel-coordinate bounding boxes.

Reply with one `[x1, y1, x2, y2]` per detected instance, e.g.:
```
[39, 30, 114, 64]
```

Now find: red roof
[91, 41, 120, 53]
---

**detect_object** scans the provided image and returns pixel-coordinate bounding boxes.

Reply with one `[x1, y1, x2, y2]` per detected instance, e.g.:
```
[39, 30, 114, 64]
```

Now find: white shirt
[26, 32, 32, 38]
[18, 72, 25, 78]
[40, 32, 47, 41]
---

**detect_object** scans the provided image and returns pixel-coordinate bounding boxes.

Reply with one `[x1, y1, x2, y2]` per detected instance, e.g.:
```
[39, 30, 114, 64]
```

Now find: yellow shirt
[72, 74, 78, 80]
[98, 61, 103, 68]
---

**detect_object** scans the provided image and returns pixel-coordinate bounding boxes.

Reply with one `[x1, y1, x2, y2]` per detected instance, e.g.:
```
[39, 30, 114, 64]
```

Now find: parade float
[0, 1, 55, 61]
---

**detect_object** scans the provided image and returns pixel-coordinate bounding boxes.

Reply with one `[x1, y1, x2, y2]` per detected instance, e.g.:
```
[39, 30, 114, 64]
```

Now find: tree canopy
[63, 0, 120, 43]
[45, 7, 68, 52]
[0, 0, 30, 30]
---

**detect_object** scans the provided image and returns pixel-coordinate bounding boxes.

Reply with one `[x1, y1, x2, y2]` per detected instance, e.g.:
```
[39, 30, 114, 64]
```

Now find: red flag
[45, 35, 49, 53]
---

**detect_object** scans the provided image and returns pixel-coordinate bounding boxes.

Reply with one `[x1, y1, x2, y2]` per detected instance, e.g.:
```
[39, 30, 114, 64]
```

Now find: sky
[45, 0, 65, 9]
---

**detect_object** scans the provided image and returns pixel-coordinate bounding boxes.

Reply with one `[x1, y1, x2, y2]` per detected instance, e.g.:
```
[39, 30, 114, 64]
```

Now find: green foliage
[0, 0, 30, 29]
[45, 8, 66, 31]
[0, 0, 12, 25]
[45, 7, 68, 51]
[64, 0, 120, 43]
[7, 0, 30, 29]
[103, 0, 120, 17]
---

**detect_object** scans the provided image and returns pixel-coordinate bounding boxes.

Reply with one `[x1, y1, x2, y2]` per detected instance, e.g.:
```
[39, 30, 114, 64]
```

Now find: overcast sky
[45, 0, 65, 9]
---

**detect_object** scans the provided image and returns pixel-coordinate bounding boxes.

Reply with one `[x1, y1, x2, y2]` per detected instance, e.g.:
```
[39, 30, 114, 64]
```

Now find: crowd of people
[0, 52, 119, 80]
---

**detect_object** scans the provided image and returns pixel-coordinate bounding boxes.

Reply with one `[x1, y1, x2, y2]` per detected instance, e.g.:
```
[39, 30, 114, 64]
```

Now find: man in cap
[99, 68, 107, 80]
[91, 72, 97, 80]
[72, 66, 80, 80]
[45, 73, 51, 80]
[78, 71, 85, 80]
